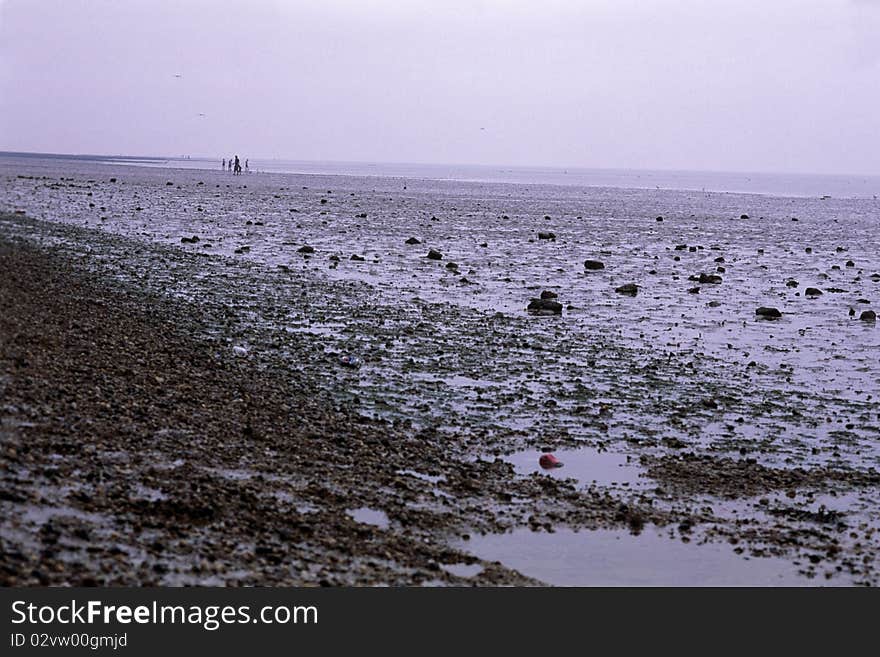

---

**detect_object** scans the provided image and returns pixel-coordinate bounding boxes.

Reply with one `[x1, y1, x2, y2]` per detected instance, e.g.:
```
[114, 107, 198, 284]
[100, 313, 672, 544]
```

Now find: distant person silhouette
[228, 157, 233, 172]
[245, 159, 249, 173]
[234, 155, 241, 175]
[222, 158, 226, 170]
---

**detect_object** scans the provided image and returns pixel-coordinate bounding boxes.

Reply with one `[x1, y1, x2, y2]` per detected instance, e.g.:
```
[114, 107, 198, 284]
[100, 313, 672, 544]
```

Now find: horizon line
[2, 148, 879, 181]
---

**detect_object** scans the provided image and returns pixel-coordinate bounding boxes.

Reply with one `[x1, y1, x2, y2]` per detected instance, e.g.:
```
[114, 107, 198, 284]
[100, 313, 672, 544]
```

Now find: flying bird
[174, 74, 182, 78]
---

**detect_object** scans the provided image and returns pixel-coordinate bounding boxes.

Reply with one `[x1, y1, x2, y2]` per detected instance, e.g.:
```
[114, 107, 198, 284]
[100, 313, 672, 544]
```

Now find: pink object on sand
[539, 453, 563, 469]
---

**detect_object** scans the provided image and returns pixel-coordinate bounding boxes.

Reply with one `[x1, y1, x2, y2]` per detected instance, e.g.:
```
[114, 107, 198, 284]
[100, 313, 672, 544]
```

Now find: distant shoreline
[2, 150, 880, 199]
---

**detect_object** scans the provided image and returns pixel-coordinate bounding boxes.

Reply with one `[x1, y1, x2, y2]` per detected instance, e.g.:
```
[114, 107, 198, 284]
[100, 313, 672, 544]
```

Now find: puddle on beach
[347, 507, 390, 529]
[504, 446, 647, 489]
[440, 562, 484, 578]
[461, 527, 806, 586]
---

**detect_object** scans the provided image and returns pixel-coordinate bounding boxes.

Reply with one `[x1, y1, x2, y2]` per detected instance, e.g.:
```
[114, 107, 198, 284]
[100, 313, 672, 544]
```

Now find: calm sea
[3, 151, 880, 199]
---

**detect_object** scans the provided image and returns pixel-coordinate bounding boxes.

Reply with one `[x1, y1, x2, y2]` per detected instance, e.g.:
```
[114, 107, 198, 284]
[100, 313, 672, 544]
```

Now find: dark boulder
[583, 260, 605, 270]
[756, 307, 782, 319]
[527, 298, 563, 315]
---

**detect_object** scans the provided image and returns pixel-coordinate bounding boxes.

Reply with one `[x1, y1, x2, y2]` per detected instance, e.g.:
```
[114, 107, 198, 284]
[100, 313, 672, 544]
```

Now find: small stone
[805, 287, 823, 297]
[846, 260, 855, 267]
[426, 249, 442, 260]
[537, 232, 556, 240]
[756, 307, 782, 319]
[350, 254, 365, 261]
[527, 298, 563, 315]
[540, 290, 558, 299]
[860, 310, 877, 322]
[698, 273, 722, 284]
[708, 300, 721, 307]
[583, 260, 605, 270]
[615, 283, 638, 296]
[740, 214, 749, 219]
[298, 245, 315, 254]
[405, 237, 421, 245]
[688, 286, 700, 294]
[445, 262, 458, 270]
[656, 216, 664, 222]
[786, 280, 799, 288]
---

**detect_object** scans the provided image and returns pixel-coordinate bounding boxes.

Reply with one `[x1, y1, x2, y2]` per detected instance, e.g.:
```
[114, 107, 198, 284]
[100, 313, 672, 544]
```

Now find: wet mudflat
[0, 156, 878, 585]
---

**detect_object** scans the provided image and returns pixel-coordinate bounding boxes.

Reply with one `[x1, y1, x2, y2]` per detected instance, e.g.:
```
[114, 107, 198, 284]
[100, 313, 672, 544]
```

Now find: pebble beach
[1, 154, 878, 585]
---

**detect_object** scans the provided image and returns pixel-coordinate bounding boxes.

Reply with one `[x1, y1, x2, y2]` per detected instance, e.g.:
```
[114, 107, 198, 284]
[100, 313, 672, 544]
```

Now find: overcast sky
[1, 0, 879, 174]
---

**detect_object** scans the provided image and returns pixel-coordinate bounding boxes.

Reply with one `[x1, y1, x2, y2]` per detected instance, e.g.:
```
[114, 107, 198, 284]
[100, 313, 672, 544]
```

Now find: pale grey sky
[1, 0, 879, 174]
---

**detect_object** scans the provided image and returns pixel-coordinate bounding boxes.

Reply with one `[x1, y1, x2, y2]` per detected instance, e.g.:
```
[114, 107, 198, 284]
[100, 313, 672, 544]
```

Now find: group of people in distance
[221, 155, 248, 175]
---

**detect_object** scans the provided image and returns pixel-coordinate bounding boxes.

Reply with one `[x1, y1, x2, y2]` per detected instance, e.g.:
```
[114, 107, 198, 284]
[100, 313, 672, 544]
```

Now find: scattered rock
[298, 245, 315, 254]
[756, 307, 782, 319]
[698, 273, 722, 284]
[350, 254, 365, 261]
[426, 249, 442, 260]
[860, 310, 877, 322]
[405, 237, 421, 245]
[537, 232, 556, 240]
[540, 290, 558, 299]
[583, 260, 605, 270]
[805, 288, 823, 297]
[615, 283, 638, 296]
[527, 299, 563, 315]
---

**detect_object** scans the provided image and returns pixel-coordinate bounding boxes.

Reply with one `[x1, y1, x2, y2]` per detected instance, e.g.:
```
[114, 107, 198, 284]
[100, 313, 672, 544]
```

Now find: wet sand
[1, 156, 878, 585]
